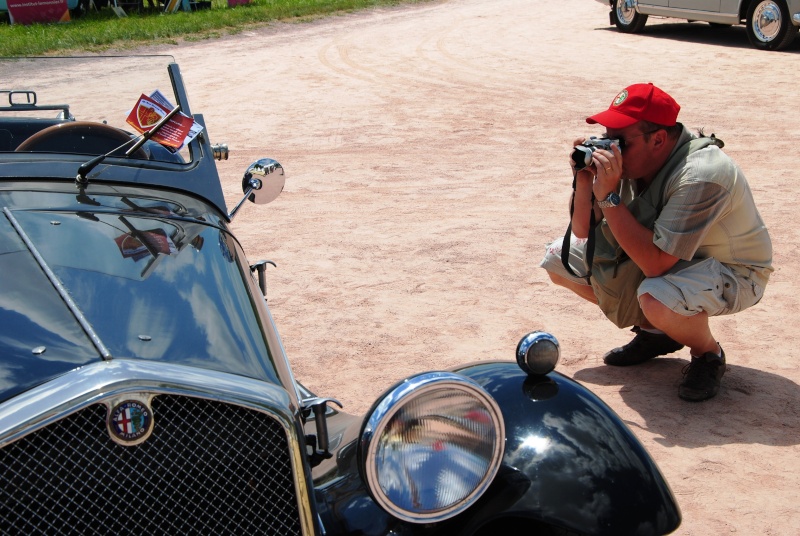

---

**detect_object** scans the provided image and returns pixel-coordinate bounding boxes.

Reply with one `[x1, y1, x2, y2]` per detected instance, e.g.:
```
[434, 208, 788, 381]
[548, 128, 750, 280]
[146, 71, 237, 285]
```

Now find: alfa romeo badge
[108, 399, 154, 446]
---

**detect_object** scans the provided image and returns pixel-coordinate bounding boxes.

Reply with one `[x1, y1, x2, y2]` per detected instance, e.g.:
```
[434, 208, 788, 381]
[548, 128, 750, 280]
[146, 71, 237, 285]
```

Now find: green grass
[0, 0, 428, 56]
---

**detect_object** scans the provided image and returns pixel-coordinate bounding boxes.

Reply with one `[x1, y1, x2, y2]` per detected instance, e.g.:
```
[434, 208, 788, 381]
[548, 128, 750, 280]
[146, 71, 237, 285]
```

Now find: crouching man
[540, 83, 772, 401]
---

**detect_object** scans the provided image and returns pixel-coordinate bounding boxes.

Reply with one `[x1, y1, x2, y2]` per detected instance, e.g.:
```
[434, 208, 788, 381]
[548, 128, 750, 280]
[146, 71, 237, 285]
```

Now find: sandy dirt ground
[139, 0, 799, 533]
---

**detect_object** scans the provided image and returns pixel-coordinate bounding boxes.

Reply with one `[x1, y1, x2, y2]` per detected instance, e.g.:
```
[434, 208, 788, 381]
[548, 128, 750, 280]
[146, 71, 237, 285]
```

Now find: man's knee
[640, 292, 693, 325]
[639, 293, 666, 321]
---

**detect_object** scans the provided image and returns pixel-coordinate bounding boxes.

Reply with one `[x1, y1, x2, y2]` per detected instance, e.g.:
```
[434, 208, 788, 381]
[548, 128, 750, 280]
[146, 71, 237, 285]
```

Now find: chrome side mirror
[228, 158, 285, 220]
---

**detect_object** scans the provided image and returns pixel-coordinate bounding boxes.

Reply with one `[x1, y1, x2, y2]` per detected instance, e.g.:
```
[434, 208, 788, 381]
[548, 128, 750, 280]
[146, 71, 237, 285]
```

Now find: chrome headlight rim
[359, 371, 505, 524]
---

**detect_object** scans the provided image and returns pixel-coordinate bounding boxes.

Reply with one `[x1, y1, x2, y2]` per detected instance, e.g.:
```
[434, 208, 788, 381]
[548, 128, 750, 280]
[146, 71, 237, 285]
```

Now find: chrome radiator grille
[0, 395, 303, 535]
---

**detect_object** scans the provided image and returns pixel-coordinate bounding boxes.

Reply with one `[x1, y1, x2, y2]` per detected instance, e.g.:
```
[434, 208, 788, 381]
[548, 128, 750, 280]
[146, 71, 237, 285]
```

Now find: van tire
[746, 0, 798, 50]
[612, 0, 648, 33]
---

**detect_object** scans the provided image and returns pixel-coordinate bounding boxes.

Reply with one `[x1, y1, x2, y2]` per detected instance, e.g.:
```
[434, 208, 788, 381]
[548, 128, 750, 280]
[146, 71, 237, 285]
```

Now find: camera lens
[571, 145, 593, 171]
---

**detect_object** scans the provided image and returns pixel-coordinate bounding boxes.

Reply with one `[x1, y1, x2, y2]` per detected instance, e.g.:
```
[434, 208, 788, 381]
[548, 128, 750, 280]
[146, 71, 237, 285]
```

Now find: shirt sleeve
[652, 152, 733, 261]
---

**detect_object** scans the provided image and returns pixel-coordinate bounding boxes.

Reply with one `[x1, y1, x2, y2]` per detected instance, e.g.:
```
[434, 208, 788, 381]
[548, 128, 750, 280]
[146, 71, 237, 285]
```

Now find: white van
[596, 0, 800, 50]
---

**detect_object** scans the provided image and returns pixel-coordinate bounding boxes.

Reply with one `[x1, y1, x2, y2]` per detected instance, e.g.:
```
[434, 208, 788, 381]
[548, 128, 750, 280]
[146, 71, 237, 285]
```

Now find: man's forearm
[571, 174, 598, 238]
[601, 204, 678, 277]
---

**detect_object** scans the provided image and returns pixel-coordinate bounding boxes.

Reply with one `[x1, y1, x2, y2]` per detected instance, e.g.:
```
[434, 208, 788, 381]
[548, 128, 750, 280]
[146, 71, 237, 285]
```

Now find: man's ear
[651, 128, 669, 152]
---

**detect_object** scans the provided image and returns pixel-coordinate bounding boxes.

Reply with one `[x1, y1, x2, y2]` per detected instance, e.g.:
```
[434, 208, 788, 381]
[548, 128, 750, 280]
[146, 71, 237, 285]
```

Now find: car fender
[448, 361, 681, 536]
[313, 361, 680, 535]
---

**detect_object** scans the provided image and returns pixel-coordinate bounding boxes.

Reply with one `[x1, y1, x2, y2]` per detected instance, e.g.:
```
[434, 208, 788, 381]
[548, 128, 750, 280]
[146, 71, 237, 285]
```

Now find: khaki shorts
[539, 237, 766, 317]
[638, 257, 766, 317]
[539, 235, 592, 285]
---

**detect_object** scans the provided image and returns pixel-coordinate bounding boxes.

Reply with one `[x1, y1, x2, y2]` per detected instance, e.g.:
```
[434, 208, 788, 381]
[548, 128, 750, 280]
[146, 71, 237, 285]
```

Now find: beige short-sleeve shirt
[651, 130, 773, 287]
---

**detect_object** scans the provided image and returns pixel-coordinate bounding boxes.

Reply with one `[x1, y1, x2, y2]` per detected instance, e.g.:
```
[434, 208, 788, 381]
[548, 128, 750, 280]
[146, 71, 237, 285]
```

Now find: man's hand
[591, 143, 622, 200]
[570, 137, 598, 189]
[569, 137, 602, 238]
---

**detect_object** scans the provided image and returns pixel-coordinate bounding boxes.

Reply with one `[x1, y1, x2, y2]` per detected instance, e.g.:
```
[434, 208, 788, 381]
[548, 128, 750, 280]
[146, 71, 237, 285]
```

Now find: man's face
[605, 123, 663, 182]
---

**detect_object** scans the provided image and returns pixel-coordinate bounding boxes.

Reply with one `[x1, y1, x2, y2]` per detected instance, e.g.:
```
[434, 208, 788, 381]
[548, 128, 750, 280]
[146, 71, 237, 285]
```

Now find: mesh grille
[0, 395, 303, 535]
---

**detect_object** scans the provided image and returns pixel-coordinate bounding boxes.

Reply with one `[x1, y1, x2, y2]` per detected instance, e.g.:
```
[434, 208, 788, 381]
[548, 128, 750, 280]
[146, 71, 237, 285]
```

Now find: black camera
[571, 137, 619, 171]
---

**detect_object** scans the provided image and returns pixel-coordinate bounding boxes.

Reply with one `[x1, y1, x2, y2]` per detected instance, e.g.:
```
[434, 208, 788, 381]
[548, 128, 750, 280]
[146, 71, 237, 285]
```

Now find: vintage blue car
[0, 55, 681, 535]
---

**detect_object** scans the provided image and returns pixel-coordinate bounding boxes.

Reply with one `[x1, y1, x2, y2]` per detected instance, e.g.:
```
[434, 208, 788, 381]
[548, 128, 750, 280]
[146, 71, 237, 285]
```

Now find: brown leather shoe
[603, 326, 684, 366]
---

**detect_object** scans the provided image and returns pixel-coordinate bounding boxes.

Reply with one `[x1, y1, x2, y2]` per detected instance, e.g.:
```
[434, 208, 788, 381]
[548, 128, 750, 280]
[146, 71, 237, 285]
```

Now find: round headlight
[360, 372, 505, 523]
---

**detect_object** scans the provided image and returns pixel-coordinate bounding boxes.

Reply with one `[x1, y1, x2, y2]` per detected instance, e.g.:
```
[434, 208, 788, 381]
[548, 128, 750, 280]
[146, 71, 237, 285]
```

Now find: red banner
[115, 229, 177, 262]
[7, 0, 70, 24]
[125, 94, 194, 150]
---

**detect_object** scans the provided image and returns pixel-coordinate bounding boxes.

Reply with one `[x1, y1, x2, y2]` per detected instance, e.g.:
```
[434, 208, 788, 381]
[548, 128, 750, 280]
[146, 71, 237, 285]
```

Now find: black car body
[0, 56, 681, 535]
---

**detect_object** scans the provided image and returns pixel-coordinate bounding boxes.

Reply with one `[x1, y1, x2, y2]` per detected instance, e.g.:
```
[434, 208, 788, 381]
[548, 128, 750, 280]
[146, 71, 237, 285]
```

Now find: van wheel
[612, 0, 648, 33]
[746, 0, 798, 50]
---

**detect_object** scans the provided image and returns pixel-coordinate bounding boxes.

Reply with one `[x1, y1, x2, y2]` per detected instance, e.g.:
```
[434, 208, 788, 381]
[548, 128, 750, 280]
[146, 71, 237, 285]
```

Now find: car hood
[0, 183, 281, 402]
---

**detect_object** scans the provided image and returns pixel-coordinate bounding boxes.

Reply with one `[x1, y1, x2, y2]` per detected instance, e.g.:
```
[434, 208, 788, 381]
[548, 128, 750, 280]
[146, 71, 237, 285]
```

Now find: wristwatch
[597, 191, 621, 209]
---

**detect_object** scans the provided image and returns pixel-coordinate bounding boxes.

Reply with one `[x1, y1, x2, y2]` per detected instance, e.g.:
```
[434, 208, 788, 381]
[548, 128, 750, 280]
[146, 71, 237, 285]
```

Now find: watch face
[598, 192, 620, 208]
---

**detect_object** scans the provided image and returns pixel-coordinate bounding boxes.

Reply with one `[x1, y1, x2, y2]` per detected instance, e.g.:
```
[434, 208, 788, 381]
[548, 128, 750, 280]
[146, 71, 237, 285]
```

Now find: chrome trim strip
[233, 236, 302, 413]
[0, 359, 291, 444]
[261, 303, 304, 412]
[0, 359, 316, 535]
[2, 206, 112, 360]
[636, 5, 739, 24]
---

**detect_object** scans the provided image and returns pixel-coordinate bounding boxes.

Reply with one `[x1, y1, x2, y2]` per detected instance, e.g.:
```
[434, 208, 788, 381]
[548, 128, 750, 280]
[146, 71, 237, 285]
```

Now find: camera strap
[560, 170, 595, 283]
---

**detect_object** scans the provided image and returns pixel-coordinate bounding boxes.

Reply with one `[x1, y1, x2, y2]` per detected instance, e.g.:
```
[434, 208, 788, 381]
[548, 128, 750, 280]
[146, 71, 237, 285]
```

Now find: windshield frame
[0, 56, 230, 219]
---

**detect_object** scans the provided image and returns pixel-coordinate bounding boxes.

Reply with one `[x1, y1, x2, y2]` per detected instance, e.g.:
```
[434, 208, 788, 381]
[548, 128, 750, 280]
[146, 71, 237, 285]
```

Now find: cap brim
[586, 109, 638, 129]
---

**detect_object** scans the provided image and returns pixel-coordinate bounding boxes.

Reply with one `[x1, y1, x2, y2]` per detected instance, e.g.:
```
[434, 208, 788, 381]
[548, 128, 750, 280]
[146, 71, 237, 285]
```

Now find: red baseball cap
[586, 83, 680, 129]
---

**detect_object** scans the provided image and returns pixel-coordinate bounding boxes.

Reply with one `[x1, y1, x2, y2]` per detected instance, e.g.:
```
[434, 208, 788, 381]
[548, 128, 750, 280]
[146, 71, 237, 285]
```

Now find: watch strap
[597, 191, 621, 208]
